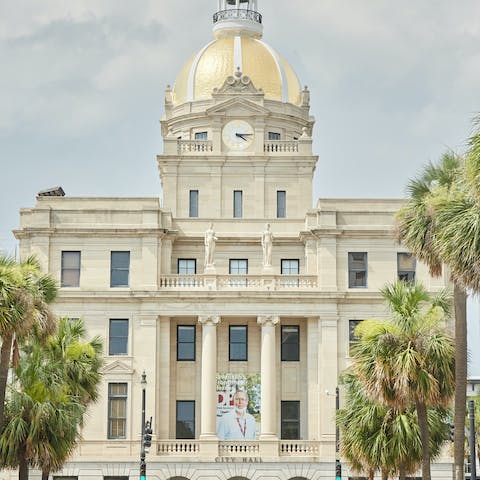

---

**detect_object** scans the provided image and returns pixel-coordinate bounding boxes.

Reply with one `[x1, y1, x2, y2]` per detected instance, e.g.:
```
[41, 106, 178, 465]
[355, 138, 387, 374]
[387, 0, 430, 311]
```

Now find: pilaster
[157, 316, 170, 439]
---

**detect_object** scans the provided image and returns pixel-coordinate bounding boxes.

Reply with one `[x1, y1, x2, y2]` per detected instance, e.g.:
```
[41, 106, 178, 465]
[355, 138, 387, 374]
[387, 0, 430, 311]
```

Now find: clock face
[222, 120, 254, 151]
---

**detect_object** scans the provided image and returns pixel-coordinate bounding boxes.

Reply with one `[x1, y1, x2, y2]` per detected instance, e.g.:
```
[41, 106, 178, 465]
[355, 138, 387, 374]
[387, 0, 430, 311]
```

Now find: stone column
[198, 316, 221, 443]
[257, 315, 280, 442]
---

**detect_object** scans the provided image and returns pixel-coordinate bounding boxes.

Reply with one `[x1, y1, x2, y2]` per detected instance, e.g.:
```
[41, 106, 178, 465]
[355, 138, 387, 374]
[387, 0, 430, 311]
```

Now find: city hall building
[10, 1, 452, 479]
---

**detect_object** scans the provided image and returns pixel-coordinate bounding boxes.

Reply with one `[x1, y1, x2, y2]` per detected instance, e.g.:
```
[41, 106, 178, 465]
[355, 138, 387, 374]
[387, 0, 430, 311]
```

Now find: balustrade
[177, 140, 213, 154]
[157, 440, 200, 455]
[219, 441, 260, 456]
[264, 140, 299, 153]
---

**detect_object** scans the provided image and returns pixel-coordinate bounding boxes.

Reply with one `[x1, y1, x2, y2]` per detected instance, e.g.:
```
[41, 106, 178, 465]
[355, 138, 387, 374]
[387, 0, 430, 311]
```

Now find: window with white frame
[229, 259, 248, 286]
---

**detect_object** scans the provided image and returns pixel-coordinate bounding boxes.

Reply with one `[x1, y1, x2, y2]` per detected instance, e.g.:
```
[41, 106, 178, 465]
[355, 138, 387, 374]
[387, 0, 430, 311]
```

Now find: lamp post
[327, 387, 341, 480]
[140, 371, 147, 480]
[469, 400, 476, 480]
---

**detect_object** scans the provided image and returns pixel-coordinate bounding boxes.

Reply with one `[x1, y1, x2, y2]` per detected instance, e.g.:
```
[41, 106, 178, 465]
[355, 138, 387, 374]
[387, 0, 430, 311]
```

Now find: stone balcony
[159, 274, 318, 291]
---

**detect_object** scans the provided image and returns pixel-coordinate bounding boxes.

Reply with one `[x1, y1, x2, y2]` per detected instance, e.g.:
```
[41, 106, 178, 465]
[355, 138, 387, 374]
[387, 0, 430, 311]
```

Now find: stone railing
[158, 275, 318, 291]
[219, 441, 260, 456]
[178, 140, 213, 154]
[213, 9, 262, 24]
[279, 441, 320, 456]
[264, 140, 299, 153]
[157, 440, 200, 455]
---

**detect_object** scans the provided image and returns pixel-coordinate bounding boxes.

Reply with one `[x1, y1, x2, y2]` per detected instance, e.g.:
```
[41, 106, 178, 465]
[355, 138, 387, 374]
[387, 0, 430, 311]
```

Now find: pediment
[206, 97, 270, 118]
[101, 359, 134, 375]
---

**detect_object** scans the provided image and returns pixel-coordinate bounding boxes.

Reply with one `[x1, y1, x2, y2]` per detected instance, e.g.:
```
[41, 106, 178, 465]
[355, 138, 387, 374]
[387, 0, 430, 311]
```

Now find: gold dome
[172, 36, 302, 106]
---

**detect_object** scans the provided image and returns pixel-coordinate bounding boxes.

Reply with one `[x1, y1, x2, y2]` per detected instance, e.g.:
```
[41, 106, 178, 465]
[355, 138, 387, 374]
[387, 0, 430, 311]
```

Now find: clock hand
[235, 133, 253, 141]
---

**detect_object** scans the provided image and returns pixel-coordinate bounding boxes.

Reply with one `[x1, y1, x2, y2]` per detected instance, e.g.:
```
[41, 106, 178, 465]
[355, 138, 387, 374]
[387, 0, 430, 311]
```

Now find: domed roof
[172, 36, 302, 106]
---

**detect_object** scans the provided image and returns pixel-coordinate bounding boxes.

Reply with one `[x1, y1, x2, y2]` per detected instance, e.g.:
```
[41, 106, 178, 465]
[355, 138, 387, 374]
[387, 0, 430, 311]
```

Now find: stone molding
[198, 315, 221, 326]
[257, 315, 280, 327]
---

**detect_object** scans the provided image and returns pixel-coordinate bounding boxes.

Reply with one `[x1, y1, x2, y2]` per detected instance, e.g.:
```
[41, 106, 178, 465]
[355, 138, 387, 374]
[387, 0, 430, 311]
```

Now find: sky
[0, 1, 479, 368]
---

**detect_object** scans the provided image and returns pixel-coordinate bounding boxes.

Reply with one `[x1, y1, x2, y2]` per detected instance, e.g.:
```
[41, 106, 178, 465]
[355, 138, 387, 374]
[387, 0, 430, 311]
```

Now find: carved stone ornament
[257, 315, 280, 327]
[213, 68, 263, 96]
[198, 315, 221, 326]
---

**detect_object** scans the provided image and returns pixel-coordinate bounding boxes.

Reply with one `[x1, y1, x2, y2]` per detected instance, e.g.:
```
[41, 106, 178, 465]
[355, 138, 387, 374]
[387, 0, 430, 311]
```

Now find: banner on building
[216, 372, 260, 440]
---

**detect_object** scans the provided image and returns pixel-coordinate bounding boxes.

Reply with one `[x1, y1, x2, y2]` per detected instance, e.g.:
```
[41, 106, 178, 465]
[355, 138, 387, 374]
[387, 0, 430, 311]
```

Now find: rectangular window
[281, 259, 300, 275]
[176, 400, 195, 439]
[194, 131, 208, 140]
[348, 252, 367, 288]
[189, 190, 199, 218]
[178, 259, 196, 274]
[177, 325, 196, 361]
[233, 190, 243, 218]
[110, 251, 130, 288]
[268, 131, 281, 140]
[281, 325, 300, 361]
[229, 325, 248, 361]
[398, 252, 416, 283]
[349, 320, 362, 356]
[109, 319, 128, 356]
[281, 401, 300, 439]
[277, 190, 286, 218]
[61, 251, 81, 288]
[229, 259, 248, 287]
[108, 383, 127, 439]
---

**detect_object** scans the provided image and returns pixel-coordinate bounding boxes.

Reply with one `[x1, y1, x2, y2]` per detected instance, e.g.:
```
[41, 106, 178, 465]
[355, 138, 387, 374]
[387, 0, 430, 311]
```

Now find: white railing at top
[264, 140, 299, 153]
[157, 440, 200, 455]
[279, 441, 320, 456]
[178, 140, 213, 154]
[219, 441, 260, 456]
[158, 275, 318, 290]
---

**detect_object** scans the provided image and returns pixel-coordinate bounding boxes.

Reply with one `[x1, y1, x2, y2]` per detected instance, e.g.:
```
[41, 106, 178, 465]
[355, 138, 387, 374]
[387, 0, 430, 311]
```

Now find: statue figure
[261, 223, 273, 267]
[204, 223, 218, 267]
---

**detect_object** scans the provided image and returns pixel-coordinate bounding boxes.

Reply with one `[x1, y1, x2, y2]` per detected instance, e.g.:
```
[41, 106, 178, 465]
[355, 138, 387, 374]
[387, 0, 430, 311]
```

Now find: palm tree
[0, 317, 102, 480]
[353, 281, 456, 480]
[395, 145, 480, 480]
[338, 371, 449, 480]
[0, 255, 57, 432]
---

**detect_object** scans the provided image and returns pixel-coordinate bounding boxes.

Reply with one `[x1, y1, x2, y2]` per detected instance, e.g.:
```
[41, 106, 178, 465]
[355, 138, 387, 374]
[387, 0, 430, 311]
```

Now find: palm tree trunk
[41, 470, 49, 480]
[398, 463, 406, 480]
[18, 450, 29, 480]
[416, 399, 431, 480]
[381, 468, 388, 480]
[368, 469, 375, 480]
[0, 331, 13, 432]
[454, 284, 467, 480]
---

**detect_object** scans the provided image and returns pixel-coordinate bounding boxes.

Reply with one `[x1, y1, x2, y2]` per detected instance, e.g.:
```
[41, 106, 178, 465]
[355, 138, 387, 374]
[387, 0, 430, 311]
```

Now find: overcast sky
[1, 1, 479, 367]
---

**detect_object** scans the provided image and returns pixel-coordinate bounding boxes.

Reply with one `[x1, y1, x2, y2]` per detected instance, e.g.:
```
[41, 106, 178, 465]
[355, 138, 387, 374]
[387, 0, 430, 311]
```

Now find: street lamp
[140, 371, 147, 480]
[327, 387, 341, 480]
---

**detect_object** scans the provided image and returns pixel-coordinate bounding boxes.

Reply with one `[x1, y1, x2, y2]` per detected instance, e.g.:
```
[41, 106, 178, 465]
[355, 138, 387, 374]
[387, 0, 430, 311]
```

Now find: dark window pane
[176, 401, 195, 439]
[282, 325, 299, 361]
[229, 326, 247, 361]
[189, 190, 199, 217]
[195, 132, 208, 140]
[277, 191, 286, 218]
[349, 319, 362, 356]
[177, 325, 195, 361]
[268, 132, 281, 140]
[233, 190, 243, 218]
[348, 252, 367, 288]
[111, 252, 130, 287]
[281, 401, 300, 439]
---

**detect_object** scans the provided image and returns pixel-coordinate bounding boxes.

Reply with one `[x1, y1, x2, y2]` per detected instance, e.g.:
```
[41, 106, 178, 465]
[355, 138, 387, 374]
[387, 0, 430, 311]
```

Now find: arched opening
[167, 477, 190, 480]
[288, 477, 310, 480]
[227, 477, 251, 480]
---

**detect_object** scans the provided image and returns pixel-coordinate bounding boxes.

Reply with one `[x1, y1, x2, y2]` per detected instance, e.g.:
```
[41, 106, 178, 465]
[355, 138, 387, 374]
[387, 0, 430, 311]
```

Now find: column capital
[257, 315, 280, 327]
[198, 315, 221, 326]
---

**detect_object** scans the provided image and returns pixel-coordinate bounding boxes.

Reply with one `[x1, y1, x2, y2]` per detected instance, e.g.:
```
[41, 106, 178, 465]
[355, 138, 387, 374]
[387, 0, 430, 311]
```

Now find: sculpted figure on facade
[204, 223, 218, 267]
[261, 223, 273, 267]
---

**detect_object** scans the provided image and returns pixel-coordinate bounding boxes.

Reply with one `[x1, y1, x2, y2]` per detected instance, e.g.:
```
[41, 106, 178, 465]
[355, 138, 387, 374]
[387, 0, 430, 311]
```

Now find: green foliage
[0, 317, 103, 475]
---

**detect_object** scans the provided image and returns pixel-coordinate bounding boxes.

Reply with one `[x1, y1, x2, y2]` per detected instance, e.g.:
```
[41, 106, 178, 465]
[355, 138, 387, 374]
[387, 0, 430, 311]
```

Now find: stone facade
[7, 2, 453, 480]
